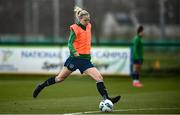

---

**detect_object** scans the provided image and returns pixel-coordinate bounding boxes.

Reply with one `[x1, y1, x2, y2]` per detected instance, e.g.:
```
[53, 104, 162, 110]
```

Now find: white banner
[91, 47, 131, 75]
[0, 46, 130, 75]
[0, 47, 63, 74]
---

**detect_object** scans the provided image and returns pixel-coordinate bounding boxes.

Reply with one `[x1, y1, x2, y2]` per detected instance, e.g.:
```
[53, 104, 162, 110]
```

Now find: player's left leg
[84, 67, 121, 104]
[33, 67, 73, 98]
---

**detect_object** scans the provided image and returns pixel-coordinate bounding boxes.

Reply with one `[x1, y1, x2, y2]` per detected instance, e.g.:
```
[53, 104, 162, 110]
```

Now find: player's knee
[132, 70, 140, 76]
[96, 75, 103, 81]
[135, 70, 140, 74]
[55, 76, 65, 82]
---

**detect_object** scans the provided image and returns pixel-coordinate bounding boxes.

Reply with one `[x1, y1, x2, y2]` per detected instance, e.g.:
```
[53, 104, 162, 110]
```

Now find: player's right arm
[68, 30, 79, 57]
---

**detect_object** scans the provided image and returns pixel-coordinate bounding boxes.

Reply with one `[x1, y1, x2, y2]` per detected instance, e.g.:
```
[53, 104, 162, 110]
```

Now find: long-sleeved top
[132, 35, 144, 60]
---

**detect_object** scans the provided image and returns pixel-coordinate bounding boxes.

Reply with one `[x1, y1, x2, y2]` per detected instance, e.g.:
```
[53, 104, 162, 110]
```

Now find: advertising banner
[91, 47, 131, 75]
[0, 47, 63, 74]
[0, 46, 131, 75]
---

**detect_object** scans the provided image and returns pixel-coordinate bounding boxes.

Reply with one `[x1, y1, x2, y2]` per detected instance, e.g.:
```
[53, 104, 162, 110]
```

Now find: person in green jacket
[131, 25, 144, 87]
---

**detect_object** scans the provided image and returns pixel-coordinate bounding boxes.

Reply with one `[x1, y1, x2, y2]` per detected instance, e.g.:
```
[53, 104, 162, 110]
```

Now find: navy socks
[41, 77, 56, 88]
[131, 72, 139, 80]
[96, 81, 109, 99]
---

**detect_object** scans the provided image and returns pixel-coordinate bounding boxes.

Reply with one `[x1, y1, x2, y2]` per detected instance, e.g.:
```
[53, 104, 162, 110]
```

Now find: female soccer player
[33, 6, 120, 104]
[131, 25, 144, 87]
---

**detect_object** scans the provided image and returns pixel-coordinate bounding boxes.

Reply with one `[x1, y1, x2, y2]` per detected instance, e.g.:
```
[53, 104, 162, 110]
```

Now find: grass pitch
[0, 74, 180, 114]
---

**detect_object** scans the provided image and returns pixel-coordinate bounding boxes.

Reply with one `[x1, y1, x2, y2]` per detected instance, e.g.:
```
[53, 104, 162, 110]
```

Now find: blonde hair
[74, 6, 90, 20]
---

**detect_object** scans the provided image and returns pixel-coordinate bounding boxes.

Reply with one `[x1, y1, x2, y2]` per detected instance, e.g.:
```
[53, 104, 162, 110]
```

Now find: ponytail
[74, 6, 90, 21]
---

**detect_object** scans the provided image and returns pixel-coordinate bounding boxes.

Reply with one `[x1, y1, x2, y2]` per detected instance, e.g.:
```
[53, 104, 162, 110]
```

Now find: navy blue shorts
[133, 59, 144, 65]
[64, 56, 94, 74]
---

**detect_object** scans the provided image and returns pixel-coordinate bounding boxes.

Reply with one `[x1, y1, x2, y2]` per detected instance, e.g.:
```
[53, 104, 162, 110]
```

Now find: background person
[131, 25, 144, 87]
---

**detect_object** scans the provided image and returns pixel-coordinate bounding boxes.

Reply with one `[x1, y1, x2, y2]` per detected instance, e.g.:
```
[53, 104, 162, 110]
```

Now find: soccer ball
[99, 99, 113, 112]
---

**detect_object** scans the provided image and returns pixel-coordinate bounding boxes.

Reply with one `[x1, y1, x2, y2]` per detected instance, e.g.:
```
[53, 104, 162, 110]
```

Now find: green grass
[0, 75, 180, 114]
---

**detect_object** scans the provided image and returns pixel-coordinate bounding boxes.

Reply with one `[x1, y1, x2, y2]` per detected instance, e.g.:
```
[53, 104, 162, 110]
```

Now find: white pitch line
[64, 107, 180, 115]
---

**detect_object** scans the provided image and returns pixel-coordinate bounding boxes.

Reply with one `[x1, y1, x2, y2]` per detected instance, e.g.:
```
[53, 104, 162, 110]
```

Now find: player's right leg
[132, 64, 143, 87]
[33, 67, 73, 98]
[84, 67, 121, 104]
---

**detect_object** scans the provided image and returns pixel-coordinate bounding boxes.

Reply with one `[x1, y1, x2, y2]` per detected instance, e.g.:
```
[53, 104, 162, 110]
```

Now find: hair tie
[77, 10, 81, 15]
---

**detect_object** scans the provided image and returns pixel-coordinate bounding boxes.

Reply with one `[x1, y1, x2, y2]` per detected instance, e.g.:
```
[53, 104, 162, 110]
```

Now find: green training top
[132, 35, 144, 60]
[68, 22, 91, 60]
